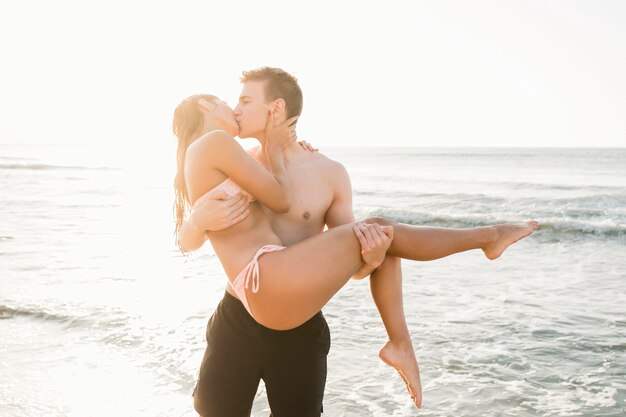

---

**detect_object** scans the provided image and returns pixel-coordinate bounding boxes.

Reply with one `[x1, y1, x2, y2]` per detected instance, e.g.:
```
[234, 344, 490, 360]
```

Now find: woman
[173, 94, 538, 408]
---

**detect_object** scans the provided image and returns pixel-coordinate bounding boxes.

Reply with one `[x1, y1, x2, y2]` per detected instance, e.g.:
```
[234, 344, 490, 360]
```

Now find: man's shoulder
[307, 151, 347, 173]
[310, 153, 352, 208]
[304, 152, 350, 188]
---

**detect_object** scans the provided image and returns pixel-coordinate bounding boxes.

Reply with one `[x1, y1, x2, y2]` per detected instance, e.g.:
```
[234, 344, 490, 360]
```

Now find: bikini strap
[242, 245, 284, 294]
[243, 256, 261, 294]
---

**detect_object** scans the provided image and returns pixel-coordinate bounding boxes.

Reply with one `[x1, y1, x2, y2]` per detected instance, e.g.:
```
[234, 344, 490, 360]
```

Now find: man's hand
[190, 189, 250, 232]
[352, 222, 393, 270]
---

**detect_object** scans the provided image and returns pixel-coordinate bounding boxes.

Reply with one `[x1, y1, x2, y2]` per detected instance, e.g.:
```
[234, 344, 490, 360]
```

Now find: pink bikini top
[193, 178, 256, 209]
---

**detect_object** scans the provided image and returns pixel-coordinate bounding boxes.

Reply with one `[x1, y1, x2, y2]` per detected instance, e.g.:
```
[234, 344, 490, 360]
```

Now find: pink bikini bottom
[230, 244, 286, 318]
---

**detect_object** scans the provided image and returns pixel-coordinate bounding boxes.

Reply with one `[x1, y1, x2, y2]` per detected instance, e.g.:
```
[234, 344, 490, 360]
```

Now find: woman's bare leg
[250, 222, 366, 330]
[250, 223, 423, 406]
[365, 217, 537, 409]
[248, 218, 536, 406]
[364, 217, 538, 261]
[371, 255, 422, 408]
[249, 218, 538, 328]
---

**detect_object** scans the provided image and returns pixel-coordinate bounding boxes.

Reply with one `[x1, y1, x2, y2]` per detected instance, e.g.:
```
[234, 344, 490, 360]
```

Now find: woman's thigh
[250, 223, 364, 329]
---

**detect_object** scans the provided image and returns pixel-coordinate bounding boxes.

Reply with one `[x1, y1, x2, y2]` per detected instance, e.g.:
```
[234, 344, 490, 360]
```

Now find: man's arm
[179, 144, 317, 252]
[179, 213, 208, 252]
[178, 144, 267, 252]
[324, 162, 381, 278]
[178, 189, 250, 252]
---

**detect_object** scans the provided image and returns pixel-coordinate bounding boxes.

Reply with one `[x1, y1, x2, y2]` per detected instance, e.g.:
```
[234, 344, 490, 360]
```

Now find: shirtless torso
[218, 143, 356, 300]
[251, 145, 348, 242]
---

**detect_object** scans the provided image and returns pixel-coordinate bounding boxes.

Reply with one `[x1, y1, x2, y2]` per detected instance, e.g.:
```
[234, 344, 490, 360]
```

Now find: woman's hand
[298, 140, 319, 153]
[265, 111, 299, 149]
[352, 222, 394, 269]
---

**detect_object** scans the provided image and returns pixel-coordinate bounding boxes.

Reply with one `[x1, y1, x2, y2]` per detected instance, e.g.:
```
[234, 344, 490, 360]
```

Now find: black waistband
[221, 290, 245, 310]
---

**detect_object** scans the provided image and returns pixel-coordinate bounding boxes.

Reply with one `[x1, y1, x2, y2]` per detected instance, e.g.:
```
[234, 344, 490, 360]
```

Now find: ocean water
[1, 144, 625, 417]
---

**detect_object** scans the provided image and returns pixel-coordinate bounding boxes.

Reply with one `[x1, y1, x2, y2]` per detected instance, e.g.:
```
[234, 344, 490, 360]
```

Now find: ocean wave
[355, 190, 626, 223]
[0, 304, 93, 327]
[336, 147, 626, 159]
[548, 194, 626, 208]
[0, 163, 117, 171]
[0, 302, 132, 330]
[354, 190, 510, 204]
[495, 182, 624, 192]
[0, 156, 38, 161]
[533, 220, 626, 238]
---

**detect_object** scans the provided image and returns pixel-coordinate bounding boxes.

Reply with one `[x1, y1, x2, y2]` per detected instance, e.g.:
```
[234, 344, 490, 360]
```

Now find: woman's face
[207, 99, 239, 137]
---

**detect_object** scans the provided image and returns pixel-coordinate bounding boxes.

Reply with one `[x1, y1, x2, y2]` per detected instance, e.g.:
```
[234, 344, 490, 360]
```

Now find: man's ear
[271, 99, 286, 116]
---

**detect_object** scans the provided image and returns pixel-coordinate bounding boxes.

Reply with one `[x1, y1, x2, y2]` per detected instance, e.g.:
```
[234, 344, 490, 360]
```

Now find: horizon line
[1, 142, 625, 149]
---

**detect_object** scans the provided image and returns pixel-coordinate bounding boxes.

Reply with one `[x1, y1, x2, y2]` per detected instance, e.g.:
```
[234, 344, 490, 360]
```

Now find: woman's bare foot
[379, 340, 422, 408]
[482, 220, 539, 260]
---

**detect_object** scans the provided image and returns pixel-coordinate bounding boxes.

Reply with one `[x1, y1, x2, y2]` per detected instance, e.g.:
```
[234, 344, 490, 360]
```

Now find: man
[181, 67, 386, 416]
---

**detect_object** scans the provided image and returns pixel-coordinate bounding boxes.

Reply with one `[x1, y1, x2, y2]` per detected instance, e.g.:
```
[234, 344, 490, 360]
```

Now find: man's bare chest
[289, 164, 333, 214]
[253, 151, 334, 232]
[260, 162, 334, 244]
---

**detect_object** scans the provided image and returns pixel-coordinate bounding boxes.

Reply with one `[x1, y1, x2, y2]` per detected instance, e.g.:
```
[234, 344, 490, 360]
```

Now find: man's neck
[282, 141, 308, 165]
[255, 134, 307, 165]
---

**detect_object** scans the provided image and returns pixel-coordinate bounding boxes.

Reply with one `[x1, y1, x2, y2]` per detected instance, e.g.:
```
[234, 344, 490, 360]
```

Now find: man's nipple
[303, 211, 311, 220]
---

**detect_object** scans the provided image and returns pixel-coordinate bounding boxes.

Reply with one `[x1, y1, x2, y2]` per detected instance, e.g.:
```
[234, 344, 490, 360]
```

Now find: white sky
[1, 0, 625, 148]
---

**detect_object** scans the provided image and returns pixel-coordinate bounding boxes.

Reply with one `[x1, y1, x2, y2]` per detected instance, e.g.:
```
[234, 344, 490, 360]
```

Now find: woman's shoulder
[191, 129, 234, 149]
[186, 130, 237, 159]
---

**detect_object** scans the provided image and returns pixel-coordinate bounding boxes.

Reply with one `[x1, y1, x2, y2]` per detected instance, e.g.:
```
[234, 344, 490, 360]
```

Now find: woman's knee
[363, 216, 397, 227]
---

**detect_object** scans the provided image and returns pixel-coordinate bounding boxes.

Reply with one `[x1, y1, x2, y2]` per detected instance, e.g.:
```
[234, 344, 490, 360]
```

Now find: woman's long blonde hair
[172, 94, 217, 247]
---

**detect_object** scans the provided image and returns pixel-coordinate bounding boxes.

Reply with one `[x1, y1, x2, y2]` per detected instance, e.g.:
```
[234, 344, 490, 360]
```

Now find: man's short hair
[241, 67, 303, 118]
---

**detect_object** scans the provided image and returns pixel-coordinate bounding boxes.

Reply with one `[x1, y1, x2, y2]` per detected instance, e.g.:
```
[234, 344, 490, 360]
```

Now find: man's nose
[233, 106, 241, 115]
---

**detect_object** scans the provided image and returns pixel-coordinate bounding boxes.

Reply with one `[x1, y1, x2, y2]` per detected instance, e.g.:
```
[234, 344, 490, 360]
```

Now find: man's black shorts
[193, 291, 331, 417]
